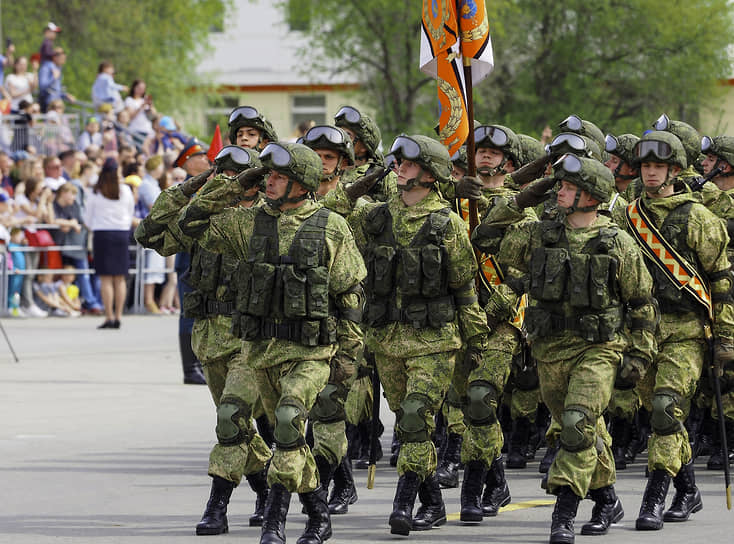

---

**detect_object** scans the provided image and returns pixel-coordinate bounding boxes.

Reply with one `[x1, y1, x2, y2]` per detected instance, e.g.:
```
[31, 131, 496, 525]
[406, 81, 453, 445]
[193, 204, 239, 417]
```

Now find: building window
[291, 95, 326, 132]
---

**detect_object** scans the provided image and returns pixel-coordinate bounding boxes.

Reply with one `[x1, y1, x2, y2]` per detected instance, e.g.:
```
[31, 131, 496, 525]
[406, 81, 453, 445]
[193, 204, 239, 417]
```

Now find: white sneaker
[25, 304, 49, 318]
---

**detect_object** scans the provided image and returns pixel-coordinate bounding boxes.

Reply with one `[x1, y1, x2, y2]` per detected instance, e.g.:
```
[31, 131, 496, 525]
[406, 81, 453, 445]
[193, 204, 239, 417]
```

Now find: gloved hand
[509, 154, 552, 187]
[180, 168, 215, 197]
[615, 354, 647, 389]
[236, 166, 269, 190]
[344, 165, 387, 201]
[455, 176, 483, 200]
[687, 176, 707, 192]
[513, 175, 556, 209]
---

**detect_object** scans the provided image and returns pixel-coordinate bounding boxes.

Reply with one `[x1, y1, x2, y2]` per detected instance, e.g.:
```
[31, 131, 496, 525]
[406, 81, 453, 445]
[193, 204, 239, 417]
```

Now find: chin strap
[320, 156, 345, 184]
[477, 154, 509, 177]
[559, 188, 597, 215]
[265, 179, 309, 209]
[714, 159, 734, 178]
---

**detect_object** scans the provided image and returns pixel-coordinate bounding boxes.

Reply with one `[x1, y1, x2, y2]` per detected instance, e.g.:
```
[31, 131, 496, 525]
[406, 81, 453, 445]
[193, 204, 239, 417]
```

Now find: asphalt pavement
[0, 315, 731, 543]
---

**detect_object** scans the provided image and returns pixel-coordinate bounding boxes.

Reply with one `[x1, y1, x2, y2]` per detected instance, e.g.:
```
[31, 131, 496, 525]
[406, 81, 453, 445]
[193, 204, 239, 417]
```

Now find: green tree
[2, 0, 228, 117]
[280, 0, 732, 141]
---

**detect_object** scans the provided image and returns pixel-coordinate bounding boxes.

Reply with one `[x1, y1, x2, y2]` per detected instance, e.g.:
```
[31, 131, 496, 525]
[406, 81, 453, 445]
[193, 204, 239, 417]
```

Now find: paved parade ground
[0, 315, 732, 543]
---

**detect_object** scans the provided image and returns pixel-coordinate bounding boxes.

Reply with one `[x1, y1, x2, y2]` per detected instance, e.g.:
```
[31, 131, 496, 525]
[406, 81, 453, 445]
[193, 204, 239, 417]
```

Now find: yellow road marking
[446, 499, 555, 521]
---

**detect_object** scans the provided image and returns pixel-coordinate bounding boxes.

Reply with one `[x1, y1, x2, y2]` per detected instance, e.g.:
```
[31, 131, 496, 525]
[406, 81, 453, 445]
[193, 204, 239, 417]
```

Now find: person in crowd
[0, 151, 14, 197]
[51, 182, 103, 314]
[7, 226, 27, 317]
[38, 47, 75, 113]
[83, 158, 134, 329]
[91, 61, 128, 113]
[58, 149, 79, 182]
[5, 56, 37, 112]
[138, 155, 166, 314]
[58, 265, 83, 313]
[77, 117, 103, 151]
[42, 155, 66, 191]
[124, 79, 155, 140]
[39, 22, 61, 64]
[33, 272, 81, 317]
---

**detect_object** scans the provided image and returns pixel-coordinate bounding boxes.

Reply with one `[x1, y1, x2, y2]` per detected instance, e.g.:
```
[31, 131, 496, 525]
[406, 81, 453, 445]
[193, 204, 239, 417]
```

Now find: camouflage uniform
[135, 179, 272, 484]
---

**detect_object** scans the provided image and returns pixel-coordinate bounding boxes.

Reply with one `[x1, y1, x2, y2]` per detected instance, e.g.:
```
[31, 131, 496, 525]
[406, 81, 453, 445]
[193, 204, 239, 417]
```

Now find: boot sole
[482, 492, 511, 517]
[195, 524, 228, 535]
[460, 511, 483, 524]
[635, 519, 663, 531]
[581, 505, 624, 535]
[412, 515, 446, 531]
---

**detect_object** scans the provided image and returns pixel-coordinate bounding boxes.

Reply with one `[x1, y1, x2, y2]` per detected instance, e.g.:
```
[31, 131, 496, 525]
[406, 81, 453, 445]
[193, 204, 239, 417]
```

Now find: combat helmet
[605, 133, 640, 180]
[474, 124, 522, 173]
[651, 114, 700, 167]
[633, 130, 687, 194]
[227, 106, 279, 148]
[259, 142, 322, 207]
[390, 134, 452, 189]
[334, 106, 382, 161]
[547, 132, 603, 162]
[701, 135, 734, 174]
[450, 146, 468, 172]
[213, 145, 261, 175]
[558, 115, 605, 151]
[553, 153, 614, 212]
[302, 125, 355, 166]
[517, 134, 545, 167]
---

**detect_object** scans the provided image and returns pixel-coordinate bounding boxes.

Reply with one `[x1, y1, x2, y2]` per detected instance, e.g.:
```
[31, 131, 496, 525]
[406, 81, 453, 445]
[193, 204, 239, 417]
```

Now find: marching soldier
[178, 142, 366, 544]
[488, 154, 657, 543]
[624, 131, 734, 530]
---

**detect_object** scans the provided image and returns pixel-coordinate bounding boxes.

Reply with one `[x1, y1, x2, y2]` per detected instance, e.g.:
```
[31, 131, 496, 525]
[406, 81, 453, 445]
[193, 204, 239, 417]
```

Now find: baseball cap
[46, 22, 62, 32]
[159, 116, 176, 131]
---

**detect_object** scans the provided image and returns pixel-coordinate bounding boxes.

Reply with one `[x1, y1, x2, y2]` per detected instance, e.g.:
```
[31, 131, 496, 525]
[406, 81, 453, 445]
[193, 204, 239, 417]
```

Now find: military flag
[207, 124, 223, 162]
[420, 0, 494, 155]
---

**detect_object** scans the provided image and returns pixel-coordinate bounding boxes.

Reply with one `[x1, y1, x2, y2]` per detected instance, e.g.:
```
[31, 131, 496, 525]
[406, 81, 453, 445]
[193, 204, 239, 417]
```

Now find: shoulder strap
[289, 206, 331, 265]
[252, 207, 279, 263]
[411, 207, 452, 247]
[625, 198, 712, 320]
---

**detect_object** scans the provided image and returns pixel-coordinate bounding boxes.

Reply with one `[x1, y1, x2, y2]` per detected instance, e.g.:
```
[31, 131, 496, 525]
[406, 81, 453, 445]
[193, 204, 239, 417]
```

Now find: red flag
[207, 125, 223, 162]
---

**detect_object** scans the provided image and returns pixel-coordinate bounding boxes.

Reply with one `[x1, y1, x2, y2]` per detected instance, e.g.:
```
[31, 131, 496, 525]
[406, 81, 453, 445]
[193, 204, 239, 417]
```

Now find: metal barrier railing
[0, 113, 81, 156]
[1, 242, 174, 316]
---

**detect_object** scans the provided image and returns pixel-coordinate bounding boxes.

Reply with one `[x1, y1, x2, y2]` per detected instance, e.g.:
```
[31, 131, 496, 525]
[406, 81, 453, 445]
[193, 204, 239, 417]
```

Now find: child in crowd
[33, 272, 81, 317]
[7, 227, 26, 317]
[59, 265, 82, 313]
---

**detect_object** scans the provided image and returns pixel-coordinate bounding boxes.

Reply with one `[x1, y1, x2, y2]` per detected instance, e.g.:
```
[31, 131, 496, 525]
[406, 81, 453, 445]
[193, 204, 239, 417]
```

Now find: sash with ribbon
[625, 198, 713, 320]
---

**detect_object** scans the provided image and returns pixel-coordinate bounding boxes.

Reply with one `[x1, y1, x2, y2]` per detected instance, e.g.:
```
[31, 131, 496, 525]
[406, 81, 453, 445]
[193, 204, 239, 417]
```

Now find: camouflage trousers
[375, 350, 457, 480]
[637, 313, 705, 476]
[202, 351, 273, 486]
[254, 359, 336, 493]
[693, 364, 734, 422]
[345, 354, 374, 425]
[455, 322, 517, 466]
[607, 387, 641, 422]
[538, 345, 617, 498]
[442, 386, 466, 435]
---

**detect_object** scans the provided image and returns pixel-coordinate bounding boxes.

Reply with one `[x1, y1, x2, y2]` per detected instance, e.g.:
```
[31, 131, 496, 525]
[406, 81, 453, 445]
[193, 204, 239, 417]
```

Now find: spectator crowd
[0, 22, 194, 323]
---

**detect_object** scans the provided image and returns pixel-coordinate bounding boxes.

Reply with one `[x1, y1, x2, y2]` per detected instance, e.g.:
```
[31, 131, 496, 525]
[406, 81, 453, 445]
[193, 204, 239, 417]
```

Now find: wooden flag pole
[463, 54, 482, 286]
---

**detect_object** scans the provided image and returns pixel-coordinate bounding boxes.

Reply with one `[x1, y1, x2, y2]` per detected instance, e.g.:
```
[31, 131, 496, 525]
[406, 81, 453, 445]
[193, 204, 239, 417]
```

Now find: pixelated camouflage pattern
[538, 345, 618, 497]
[607, 387, 640, 421]
[510, 387, 541, 421]
[254, 359, 331, 493]
[498, 212, 657, 364]
[375, 351, 458, 479]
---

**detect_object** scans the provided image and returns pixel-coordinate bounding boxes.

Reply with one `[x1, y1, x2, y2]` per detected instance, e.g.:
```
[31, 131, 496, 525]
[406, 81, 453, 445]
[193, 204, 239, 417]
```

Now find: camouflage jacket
[325, 185, 489, 358]
[177, 175, 367, 369]
[498, 211, 657, 364]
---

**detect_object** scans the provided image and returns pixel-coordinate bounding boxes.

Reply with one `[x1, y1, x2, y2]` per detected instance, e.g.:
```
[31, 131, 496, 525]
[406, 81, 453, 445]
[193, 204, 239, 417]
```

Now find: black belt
[206, 300, 234, 316]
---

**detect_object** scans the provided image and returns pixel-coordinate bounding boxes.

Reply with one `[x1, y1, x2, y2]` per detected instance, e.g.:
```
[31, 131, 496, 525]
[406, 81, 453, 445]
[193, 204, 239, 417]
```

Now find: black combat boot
[297, 488, 332, 544]
[635, 469, 671, 530]
[460, 460, 488, 523]
[328, 457, 357, 515]
[388, 471, 421, 536]
[245, 469, 269, 527]
[195, 475, 235, 535]
[260, 483, 291, 544]
[581, 485, 624, 535]
[664, 460, 703, 522]
[180, 333, 206, 385]
[549, 486, 581, 544]
[435, 432, 463, 488]
[539, 444, 558, 474]
[707, 418, 734, 470]
[507, 417, 531, 469]
[482, 456, 511, 516]
[256, 415, 276, 448]
[355, 419, 383, 469]
[412, 473, 447, 530]
[609, 416, 633, 470]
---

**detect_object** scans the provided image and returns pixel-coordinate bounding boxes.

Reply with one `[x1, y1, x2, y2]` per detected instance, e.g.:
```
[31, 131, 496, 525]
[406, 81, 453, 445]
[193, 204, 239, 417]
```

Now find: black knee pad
[464, 380, 498, 426]
[216, 395, 252, 446]
[274, 397, 307, 450]
[651, 390, 682, 436]
[310, 383, 347, 423]
[397, 392, 431, 443]
[559, 405, 594, 452]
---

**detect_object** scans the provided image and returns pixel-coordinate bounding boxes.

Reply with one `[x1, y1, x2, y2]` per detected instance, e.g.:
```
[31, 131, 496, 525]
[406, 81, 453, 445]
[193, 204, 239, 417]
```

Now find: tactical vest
[524, 221, 624, 343]
[182, 246, 239, 319]
[230, 207, 336, 346]
[363, 204, 455, 329]
[645, 202, 706, 315]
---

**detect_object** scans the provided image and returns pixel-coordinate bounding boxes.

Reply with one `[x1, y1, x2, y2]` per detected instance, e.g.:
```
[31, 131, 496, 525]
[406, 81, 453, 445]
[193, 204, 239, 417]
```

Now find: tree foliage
[2, 0, 228, 115]
[281, 0, 733, 141]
